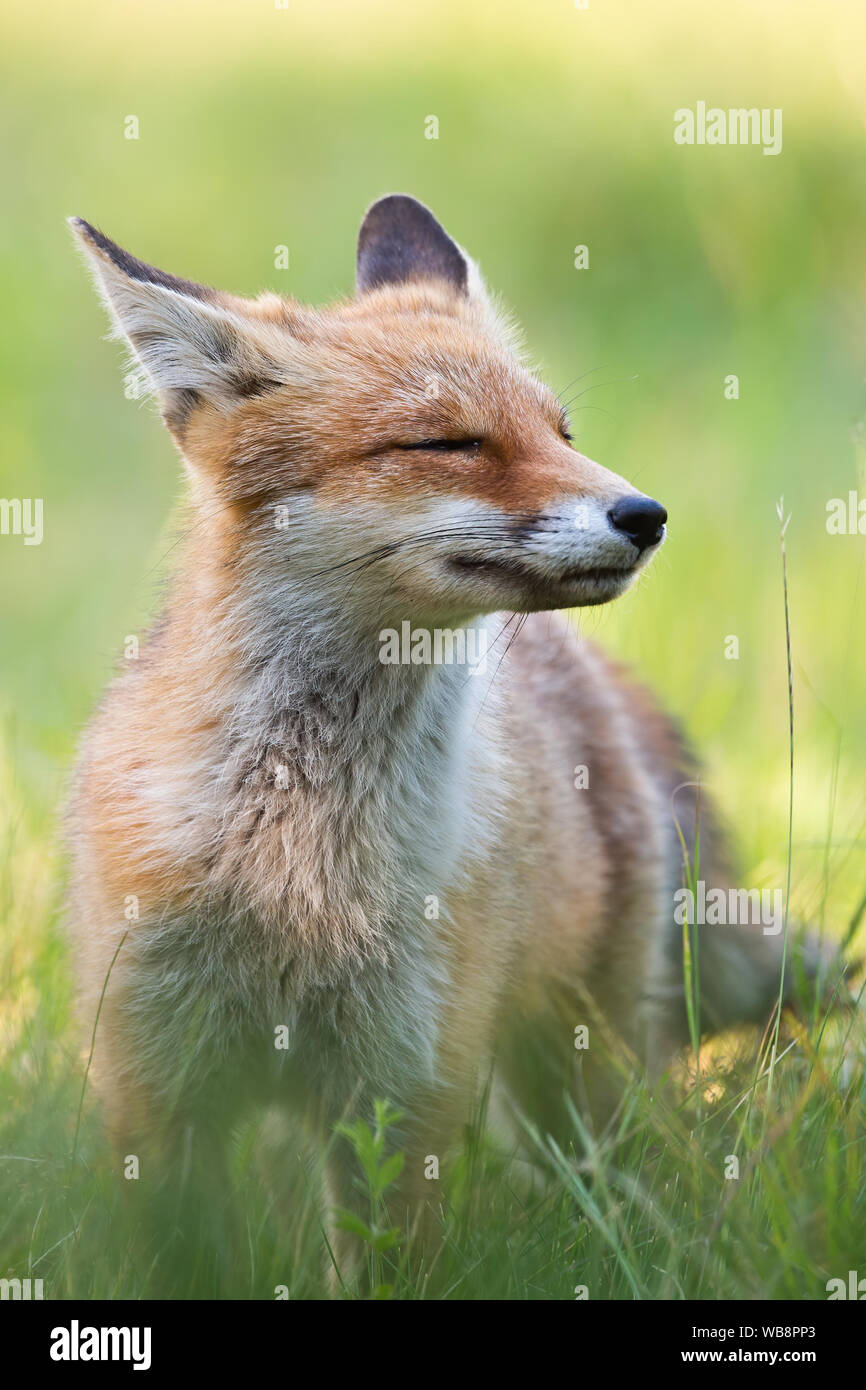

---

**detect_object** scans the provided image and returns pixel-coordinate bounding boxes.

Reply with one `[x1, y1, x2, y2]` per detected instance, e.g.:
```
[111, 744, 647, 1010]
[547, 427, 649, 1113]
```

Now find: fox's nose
[607, 495, 667, 552]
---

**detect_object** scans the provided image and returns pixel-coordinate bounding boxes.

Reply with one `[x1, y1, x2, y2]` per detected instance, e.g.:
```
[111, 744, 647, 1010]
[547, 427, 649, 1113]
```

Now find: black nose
[607, 495, 667, 551]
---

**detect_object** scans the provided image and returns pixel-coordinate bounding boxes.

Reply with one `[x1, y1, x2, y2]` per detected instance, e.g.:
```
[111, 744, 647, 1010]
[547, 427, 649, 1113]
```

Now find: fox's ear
[69, 218, 285, 432]
[356, 194, 482, 297]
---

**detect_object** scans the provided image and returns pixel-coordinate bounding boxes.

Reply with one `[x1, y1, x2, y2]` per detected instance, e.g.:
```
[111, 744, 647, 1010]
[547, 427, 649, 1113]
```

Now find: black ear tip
[361, 192, 430, 219]
[358, 194, 440, 245]
[67, 218, 135, 276]
[67, 220, 213, 302]
[356, 192, 468, 295]
[68, 218, 122, 262]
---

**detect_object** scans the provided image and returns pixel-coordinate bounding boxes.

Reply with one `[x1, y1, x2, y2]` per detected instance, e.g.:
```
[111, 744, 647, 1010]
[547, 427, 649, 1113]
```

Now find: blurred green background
[1, 0, 865, 939]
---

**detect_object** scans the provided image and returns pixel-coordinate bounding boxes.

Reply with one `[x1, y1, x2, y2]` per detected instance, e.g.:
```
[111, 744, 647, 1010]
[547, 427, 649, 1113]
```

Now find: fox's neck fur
[160, 544, 504, 978]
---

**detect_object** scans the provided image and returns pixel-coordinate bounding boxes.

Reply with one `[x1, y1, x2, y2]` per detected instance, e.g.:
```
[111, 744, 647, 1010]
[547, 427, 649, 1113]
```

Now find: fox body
[67, 197, 803, 1269]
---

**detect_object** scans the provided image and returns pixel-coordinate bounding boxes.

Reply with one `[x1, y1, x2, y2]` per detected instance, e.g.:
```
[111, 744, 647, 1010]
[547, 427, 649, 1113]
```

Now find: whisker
[560, 373, 638, 412]
[473, 611, 529, 727]
[329, 529, 527, 608]
[306, 519, 544, 581]
[554, 366, 607, 408]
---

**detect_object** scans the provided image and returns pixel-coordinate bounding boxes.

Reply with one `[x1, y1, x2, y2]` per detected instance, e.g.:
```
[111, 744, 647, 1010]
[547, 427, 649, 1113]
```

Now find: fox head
[71, 195, 665, 629]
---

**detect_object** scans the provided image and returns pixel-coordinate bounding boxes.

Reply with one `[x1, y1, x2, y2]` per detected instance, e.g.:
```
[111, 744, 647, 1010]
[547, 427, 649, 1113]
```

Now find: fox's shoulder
[504, 608, 692, 783]
[503, 609, 728, 869]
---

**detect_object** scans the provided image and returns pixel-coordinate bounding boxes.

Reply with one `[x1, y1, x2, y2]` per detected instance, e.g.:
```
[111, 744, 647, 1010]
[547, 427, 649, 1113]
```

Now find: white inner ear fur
[77, 249, 313, 409]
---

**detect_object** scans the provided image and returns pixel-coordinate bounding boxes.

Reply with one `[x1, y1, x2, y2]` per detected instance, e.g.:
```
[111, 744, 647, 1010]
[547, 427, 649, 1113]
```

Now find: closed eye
[395, 438, 483, 453]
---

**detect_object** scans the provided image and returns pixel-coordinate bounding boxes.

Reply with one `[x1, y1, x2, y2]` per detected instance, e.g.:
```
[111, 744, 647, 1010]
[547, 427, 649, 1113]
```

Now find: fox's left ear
[356, 194, 489, 302]
[69, 218, 295, 434]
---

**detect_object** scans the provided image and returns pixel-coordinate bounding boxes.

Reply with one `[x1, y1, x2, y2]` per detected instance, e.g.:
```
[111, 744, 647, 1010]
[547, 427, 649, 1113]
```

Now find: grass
[1, 0, 865, 1299]
[1, 899, 864, 1300]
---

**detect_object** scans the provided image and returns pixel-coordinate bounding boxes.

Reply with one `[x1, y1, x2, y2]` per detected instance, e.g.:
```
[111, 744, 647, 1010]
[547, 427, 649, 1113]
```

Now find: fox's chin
[446, 554, 645, 610]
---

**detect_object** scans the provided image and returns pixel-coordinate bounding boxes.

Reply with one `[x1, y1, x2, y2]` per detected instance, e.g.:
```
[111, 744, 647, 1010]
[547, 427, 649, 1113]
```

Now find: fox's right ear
[69, 218, 289, 433]
[355, 195, 517, 346]
[356, 195, 471, 296]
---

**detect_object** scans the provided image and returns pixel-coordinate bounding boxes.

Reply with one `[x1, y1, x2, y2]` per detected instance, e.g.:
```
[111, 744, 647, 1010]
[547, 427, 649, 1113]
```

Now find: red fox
[67, 195, 825, 1277]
